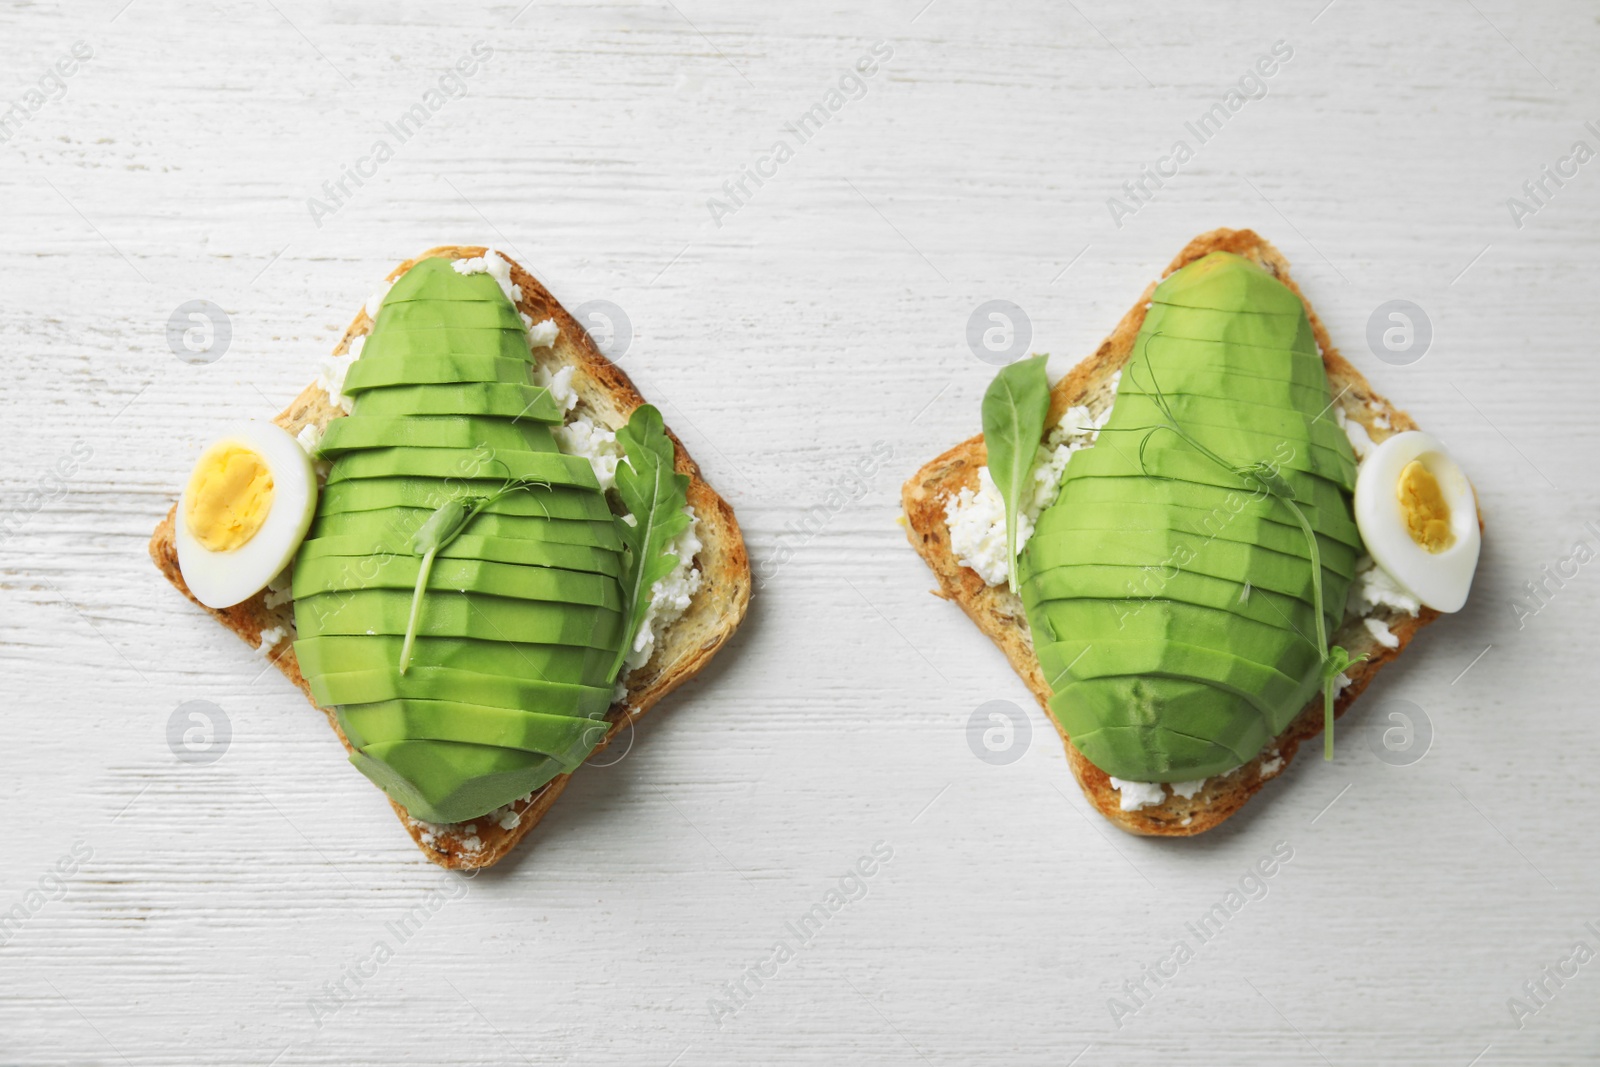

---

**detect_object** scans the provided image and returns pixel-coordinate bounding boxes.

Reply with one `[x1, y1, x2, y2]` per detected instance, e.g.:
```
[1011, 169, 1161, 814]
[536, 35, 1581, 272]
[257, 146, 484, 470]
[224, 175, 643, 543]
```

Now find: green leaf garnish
[608, 405, 691, 685]
[980, 353, 1051, 594]
[1132, 351, 1351, 760]
[1320, 645, 1369, 760]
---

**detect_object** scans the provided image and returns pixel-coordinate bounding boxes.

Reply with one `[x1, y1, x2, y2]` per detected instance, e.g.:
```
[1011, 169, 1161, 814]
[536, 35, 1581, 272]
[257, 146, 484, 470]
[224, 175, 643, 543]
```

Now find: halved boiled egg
[1354, 430, 1480, 613]
[175, 422, 317, 609]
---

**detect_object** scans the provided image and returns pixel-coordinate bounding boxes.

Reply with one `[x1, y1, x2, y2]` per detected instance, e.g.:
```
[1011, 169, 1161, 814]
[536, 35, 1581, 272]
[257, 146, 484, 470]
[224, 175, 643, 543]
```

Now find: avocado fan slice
[1022, 528, 1351, 597]
[349, 740, 571, 825]
[338, 700, 609, 761]
[309, 666, 615, 719]
[295, 635, 615, 689]
[318, 415, 561, 458]
[1030, 498, 1359, 575]
[317, 477, 611, 522]
[380, 256, 515, 303]
[1047, 473, 1363, 551]
[322, 447, 600, 489]
[1102, 388, 1350, 456]
[342, 353, 536, 394]
[293, 255, 641, 824]
[300, 535, 623, 582]
[359, 327, 536, 362]
[1051, 677, 1269, 780]
[349, 382, 562, 423]
[310, 506, 623, 551]
[295, 588, 622, 648]
[371, 296, 528, 333]
[1017, 250, 1359, 781]
[1150, 251, 1307, 315]
[292, 553, 623, 611]
[1139, 304, 1317, 355]
[1025, 568, 1335, 644]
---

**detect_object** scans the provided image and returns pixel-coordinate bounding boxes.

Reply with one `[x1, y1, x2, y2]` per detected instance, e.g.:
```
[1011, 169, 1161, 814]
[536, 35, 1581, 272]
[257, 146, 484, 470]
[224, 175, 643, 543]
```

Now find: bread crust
[149, 246, 751, 868]
[901, 228, 1467, 835]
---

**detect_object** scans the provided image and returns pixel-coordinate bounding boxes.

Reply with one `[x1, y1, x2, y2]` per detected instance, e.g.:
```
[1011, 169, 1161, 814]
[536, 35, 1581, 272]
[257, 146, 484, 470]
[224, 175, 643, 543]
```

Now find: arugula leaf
[981, 354, 1051, 593]
[608, 405, 692, 684]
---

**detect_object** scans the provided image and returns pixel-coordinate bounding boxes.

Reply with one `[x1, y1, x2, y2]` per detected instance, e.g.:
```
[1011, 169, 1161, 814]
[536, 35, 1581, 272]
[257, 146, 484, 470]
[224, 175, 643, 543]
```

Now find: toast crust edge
[901, 227, 1461, 836]
[149, 245, 751, 868]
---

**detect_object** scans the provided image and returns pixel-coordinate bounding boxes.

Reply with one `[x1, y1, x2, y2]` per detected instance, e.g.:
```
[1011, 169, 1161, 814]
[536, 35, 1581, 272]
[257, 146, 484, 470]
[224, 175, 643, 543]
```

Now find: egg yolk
[185, 444, 275, 552]
[1397, 459, 1453, 553]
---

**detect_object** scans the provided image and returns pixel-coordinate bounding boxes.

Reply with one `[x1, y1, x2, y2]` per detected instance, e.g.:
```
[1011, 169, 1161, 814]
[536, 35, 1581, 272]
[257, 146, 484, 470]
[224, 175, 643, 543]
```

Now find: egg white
[175, 422, 317, 610]
[1353, 430, 1479, 613]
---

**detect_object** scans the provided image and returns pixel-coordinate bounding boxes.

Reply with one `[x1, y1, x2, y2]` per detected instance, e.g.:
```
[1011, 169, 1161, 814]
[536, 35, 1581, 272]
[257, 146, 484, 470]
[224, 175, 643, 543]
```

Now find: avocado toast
[902, 228, 1475, 835]
[150, 246, 750, 868]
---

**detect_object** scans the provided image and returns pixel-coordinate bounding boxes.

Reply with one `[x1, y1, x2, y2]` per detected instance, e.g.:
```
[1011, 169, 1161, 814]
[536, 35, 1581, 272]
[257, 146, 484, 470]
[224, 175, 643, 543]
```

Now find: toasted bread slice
[902, 228, 1464, 835]
[150, 246, 751, 868]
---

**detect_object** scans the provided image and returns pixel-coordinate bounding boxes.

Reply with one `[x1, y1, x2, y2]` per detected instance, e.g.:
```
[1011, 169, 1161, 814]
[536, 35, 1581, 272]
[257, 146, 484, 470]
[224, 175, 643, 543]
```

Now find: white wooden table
[2, 1, 1597, 1063]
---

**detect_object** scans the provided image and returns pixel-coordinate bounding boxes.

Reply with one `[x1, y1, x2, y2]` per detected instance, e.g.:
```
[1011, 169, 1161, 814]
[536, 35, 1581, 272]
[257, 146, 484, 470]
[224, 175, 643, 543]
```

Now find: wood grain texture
[2, 1, 1598, 1064]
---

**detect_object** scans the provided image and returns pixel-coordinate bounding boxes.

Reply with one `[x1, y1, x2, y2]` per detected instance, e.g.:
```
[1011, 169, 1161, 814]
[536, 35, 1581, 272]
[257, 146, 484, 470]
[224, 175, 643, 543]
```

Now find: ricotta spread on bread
[944, 375, 1120, 587]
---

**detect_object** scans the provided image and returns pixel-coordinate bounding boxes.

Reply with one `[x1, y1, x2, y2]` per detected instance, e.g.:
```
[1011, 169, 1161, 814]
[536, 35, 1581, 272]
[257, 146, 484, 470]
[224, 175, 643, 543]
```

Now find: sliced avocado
[295, 635, 613, 688]
[1051, 677, 1268, 779]
[358, 327, 534, 362]
[295, 588, 622, 648]
[319, 415, 559, 458]
[323, 447, 599, 489]
[338, 700, 608, 761]
[1023, 542, 1333, 608]
[1129, 334, 1328, 389]
[1049, 474, 1363, 550]
[1059, 448, 1357, 526]
[311, 666, 615, 717]
[1039, 599, 1320, 679]
[1093, 418, 1357, 491]
[1117, 374, 1333, 418]
[1150, 251, 1306, 315]
[1031, 499, 1358, 576]
[349, 740, 568, 825]
[300, 534, 622, 581]
[1026, 568, 1334, 641]
[382, 257, 513, 303]
[371, 297, 527, 333]
[1016, 250, 1355, 784]
[1022, 528, 1350, 592]
[1103, 390, 1349, 456]
[1035, 638, 1317, 722]
[350, 383, 562, 423]
[343, 353, 534, 394]
[292, 553, 623, 610]
[310, 507, 623, 551]
[1140, 304, 1317, 354]
[317, 477, 612, 522]
[293, 252, 630, 824]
